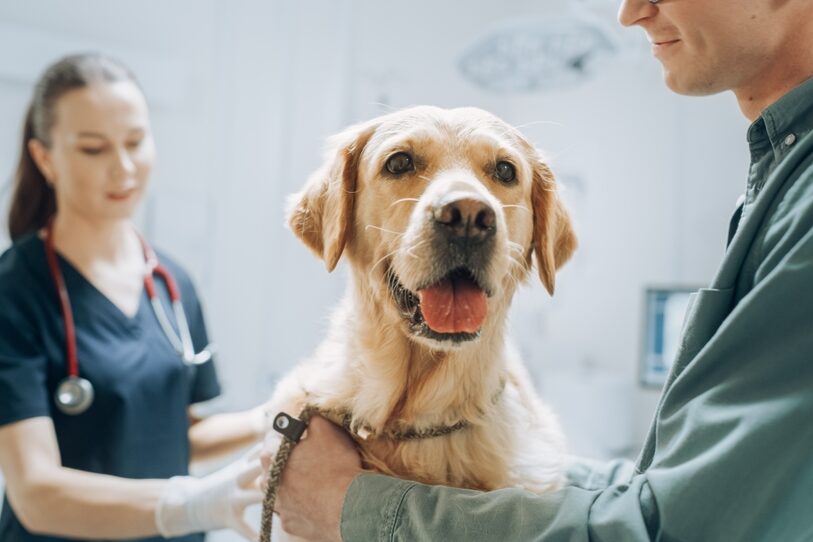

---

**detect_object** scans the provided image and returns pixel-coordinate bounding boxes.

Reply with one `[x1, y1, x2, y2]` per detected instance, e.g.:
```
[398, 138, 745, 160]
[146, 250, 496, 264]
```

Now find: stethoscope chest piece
[44, 221, 213, 417]
[55, 376, 94, 415]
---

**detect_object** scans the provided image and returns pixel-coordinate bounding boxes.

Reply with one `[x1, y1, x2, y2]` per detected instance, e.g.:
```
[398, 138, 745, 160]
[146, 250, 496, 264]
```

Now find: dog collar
[320, 378, 507, 442]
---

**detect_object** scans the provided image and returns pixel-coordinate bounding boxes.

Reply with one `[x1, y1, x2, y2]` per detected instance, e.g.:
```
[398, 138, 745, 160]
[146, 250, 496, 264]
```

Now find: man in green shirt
[270, 0, 813, 540]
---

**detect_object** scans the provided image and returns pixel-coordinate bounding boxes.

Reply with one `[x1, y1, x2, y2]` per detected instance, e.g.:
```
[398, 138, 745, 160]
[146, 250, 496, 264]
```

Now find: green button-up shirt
[339, 76, 813, 541]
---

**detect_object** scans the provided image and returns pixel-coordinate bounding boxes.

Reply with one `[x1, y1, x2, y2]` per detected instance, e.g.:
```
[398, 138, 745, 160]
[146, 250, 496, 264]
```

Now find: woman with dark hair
[0, 54, 269, 541]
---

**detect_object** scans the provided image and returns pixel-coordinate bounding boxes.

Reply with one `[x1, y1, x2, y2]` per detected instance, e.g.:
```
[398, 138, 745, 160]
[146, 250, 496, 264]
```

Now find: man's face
[618, 0, 783, 96]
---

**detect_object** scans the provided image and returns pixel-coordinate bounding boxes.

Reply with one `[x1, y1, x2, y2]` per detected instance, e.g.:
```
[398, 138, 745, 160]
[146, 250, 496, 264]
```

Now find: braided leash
[257, 406, 471, 542]
[260, 405, 318, 542]
[259, 382, 506, 541]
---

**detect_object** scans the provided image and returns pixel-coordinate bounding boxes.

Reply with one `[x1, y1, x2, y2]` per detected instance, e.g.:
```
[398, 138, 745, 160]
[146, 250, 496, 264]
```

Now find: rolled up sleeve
[341, 473, 658, 541]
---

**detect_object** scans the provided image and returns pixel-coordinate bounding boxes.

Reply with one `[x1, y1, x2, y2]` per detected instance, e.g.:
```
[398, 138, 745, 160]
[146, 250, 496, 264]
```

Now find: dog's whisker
[368, 247, 402, 284]
[507, 256, 523, 272]
[507, 240, 525, 254]
[372, 101, 399, 113]
[537, 145, 575, 165]
[365, 224, 406, 237]
[417, 174, 432, 183]
[502, 204, 531, 214]
[503, 261, 527, 290]
[512, 119, 566, 130]
[405, 239, 430, 260]
[388, 198, 420, 209]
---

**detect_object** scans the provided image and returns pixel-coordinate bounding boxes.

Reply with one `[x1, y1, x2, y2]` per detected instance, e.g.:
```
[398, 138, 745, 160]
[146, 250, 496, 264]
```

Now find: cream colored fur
[269, 107, 577, 538]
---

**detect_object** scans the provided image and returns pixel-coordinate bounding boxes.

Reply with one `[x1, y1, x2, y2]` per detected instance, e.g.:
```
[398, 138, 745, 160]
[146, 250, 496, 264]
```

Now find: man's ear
[531, 160, 577, 296]
[286, 121, 376, 272]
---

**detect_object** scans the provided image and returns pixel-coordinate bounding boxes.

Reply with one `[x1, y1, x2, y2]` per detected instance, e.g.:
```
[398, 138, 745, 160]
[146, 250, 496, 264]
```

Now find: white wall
[0, 1, 750, 539]
[328, 0, 748, 457]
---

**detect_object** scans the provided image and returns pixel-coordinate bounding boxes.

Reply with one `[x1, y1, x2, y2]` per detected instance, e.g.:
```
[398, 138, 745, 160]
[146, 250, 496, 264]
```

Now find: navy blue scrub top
[0, 233, 221, 542]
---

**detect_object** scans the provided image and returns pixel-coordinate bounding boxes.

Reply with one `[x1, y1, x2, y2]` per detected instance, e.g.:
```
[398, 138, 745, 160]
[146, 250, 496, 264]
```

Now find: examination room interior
[0, 1, 748, 540]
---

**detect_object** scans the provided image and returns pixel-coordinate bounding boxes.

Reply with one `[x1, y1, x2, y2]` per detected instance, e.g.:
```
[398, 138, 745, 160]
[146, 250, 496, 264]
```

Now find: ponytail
[8, 105, 56, 240]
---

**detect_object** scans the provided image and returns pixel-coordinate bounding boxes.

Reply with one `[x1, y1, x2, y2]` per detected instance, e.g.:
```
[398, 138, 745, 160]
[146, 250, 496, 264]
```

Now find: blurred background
[0, 0, 748, 539]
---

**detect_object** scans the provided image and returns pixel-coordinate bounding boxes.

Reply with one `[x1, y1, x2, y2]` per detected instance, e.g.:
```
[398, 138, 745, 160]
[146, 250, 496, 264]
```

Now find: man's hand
[261, 415, 364, 542]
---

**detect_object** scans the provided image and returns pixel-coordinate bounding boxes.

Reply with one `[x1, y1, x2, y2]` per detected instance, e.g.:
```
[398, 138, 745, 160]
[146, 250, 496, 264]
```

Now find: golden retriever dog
[268, 106, 576, 523]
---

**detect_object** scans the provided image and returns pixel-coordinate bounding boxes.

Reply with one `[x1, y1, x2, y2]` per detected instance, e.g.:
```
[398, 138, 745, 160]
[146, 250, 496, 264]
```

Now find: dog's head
[288, 106, 576, 349]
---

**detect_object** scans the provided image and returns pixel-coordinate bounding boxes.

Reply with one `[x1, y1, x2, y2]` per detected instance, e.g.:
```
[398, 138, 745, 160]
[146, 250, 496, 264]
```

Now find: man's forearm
[340, 473, 656, 542]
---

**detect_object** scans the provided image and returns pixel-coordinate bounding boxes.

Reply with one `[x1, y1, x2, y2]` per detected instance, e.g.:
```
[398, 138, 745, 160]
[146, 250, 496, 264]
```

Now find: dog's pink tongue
[418, 277, 487, 334]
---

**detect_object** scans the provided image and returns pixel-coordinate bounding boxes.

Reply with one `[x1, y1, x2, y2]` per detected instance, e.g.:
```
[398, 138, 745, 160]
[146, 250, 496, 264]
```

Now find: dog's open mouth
[387, 267, 488, 343]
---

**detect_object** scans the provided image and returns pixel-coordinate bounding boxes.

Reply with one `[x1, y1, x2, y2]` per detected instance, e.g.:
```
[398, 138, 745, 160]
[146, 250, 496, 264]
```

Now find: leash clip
[272, 411, 307, 443]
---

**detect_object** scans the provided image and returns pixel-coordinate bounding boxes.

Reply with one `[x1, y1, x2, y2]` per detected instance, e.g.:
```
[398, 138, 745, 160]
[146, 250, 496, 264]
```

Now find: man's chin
[663, 67, 727, 97]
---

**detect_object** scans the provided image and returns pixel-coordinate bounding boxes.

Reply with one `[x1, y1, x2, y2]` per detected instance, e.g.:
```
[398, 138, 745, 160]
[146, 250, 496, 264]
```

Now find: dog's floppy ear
[287, 122, 376, 272]
[531, 160, 577, 296]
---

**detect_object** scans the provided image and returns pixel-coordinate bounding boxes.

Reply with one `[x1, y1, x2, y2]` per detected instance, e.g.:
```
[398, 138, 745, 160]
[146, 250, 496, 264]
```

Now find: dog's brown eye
[495, 161, 516, 184]
[385, 152, 414, 175]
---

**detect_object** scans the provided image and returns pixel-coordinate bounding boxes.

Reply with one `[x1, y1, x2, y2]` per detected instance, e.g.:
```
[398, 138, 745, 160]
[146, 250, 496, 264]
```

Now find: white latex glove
[155, 446, 264, 541]
[248, 399, 275, 437]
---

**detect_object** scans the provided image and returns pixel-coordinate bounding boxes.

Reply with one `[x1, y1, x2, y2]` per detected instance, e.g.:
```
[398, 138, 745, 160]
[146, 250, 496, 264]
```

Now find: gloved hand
[155, 446, 263, 541]
[248, 398, 276, 437]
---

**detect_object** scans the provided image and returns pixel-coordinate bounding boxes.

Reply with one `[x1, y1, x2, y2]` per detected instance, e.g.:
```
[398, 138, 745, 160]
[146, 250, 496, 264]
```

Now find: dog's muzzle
[388, 196, 497, 343]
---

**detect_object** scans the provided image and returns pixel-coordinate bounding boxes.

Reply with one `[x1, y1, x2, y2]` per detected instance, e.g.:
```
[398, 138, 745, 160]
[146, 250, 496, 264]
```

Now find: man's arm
[343, 472, 658, 541]
[563, 455, 637, 491]
[339, 184, 813, 541]
[274, 173, 813, 541]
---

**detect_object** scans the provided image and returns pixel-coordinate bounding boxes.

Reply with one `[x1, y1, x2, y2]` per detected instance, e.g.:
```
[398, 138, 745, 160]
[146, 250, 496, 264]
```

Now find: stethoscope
[44, 222, 215, 415]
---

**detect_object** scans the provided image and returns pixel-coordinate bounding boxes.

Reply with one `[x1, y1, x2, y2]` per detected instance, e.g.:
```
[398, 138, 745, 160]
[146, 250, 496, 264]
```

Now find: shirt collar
[747, 75, 813, 155]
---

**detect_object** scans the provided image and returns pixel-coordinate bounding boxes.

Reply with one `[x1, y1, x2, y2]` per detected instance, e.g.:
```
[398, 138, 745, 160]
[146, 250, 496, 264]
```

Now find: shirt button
[784, 133, 797, 146]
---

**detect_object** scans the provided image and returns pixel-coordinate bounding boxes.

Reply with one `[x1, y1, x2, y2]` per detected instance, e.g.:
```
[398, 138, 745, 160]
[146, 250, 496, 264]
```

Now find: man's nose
[433, 197, 496, 244]
[618, 0, 657, 27]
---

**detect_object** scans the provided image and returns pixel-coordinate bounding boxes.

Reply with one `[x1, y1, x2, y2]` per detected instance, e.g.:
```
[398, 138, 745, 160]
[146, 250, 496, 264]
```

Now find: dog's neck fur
[332, 272, 512, 434]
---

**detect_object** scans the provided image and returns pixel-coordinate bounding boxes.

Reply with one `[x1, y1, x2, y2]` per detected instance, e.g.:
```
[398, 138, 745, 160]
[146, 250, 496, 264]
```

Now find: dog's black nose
[433, 198, 496, 243]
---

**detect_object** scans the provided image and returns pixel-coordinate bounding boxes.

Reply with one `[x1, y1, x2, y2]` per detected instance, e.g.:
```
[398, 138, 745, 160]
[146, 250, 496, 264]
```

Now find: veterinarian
[0, 54, 269, 541]
[266, 0, 813, 540]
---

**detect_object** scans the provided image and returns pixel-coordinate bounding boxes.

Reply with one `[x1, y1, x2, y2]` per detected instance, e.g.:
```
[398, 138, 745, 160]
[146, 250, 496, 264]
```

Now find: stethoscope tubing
[44, 222, 214, 415]
[140, 238, 213, 365]
[44, 224, 80, 379]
